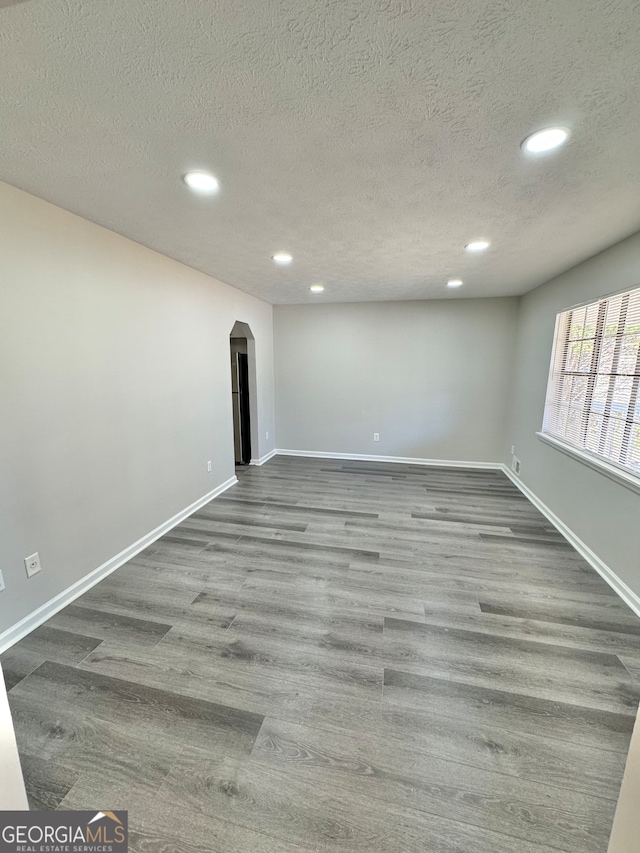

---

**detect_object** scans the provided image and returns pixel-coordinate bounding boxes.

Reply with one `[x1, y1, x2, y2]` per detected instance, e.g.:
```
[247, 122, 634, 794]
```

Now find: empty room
[1, 1, 640, 852]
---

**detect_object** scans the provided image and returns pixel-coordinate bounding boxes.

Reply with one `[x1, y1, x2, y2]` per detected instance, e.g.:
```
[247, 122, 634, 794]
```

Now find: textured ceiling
[1, 0, 640, 304]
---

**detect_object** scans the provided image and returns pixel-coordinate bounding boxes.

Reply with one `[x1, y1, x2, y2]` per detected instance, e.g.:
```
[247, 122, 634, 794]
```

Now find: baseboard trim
[501, 465, 640, 619]
[0, 475, 238, 655]
[276, 449, 502, 470]
[249, 448, 278, 466]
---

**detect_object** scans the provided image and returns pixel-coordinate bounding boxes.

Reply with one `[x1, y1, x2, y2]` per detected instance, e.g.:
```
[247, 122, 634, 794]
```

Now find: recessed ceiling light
[272, 252, 293, 265]
[447, 279, 463, 288]
[465, 241, 490, 253]
[521, 127, 570, 154]
[310, 284, 325, 293]
[183, 171, 220, 193]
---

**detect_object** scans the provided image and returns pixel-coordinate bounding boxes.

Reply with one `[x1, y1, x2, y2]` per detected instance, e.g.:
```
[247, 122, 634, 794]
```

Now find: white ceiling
[1, 0, 640, 304]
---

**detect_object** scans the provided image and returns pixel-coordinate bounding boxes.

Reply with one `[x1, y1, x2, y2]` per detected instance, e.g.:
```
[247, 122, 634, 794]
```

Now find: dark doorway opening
[230, 336, 251, 464]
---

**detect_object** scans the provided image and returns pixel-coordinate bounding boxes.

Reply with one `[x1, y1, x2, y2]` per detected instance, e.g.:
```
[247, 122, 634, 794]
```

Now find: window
[542, 286, 640, 478]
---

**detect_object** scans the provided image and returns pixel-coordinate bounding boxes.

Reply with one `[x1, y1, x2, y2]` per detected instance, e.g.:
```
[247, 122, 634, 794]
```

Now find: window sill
[536, 432, 640, 496]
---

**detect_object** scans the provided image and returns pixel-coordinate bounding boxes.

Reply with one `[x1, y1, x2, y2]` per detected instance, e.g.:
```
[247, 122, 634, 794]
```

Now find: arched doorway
[229, 321, 258, 465]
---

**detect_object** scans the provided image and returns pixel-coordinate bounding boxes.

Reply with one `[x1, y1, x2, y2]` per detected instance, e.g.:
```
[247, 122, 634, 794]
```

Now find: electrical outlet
[207, 460, 212, 472]
[373, 433, 380, 442]
[510, 445, 515, 455]
[24, 552, 42, 578]
[266, 431, 269, 440]
[0, 570, 4, 592]
[511, 456, 521, 475]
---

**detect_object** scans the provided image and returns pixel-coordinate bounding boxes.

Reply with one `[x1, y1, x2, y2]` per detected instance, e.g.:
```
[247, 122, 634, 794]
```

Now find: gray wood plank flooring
[3, 457, 640, 852]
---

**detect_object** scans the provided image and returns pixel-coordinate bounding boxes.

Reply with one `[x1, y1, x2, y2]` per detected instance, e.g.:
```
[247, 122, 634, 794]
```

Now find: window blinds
[542, 286, 640, 476]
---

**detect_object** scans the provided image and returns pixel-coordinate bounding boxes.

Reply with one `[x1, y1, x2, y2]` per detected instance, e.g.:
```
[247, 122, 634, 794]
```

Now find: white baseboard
[276, 449, 502, 470]
[501, 465, 640, 619]
[0, 475, 238, 655]
[250, 448, 278, 466]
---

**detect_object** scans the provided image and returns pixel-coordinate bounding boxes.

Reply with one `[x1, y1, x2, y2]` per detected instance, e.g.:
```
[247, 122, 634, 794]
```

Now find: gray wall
[274, 299, 518, 463]
[505, 231, 640, 596]
[0, 181, 275, 636]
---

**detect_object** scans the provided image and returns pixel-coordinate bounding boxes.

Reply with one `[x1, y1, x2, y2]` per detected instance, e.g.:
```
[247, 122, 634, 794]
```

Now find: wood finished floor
[3, 457, 640, 853]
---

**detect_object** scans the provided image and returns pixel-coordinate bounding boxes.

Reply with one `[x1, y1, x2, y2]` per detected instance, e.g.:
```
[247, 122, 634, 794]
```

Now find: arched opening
[229, 321, 258, 465]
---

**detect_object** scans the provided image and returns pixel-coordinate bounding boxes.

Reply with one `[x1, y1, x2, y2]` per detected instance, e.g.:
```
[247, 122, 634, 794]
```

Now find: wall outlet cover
[266, 431, 269, 440]
[373, 433, 380, 441]
[0, 570, 4, 592]
[25, 552, 42, 578]
[207, 460, 212, 472]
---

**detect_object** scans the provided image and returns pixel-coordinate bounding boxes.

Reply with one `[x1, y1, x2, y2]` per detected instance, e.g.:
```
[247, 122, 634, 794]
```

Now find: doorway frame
[229, 321, 260, 464]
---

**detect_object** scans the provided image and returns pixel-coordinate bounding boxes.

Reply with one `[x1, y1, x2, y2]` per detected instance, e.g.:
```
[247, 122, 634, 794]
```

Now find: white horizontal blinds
[544, 286, 640, 475]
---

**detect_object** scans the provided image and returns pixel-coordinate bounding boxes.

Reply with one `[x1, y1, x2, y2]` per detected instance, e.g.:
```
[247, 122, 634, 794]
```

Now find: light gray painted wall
[0, 181, 275, 635]
[505, 232, 640, 597]
[274, 299, 518, 463]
